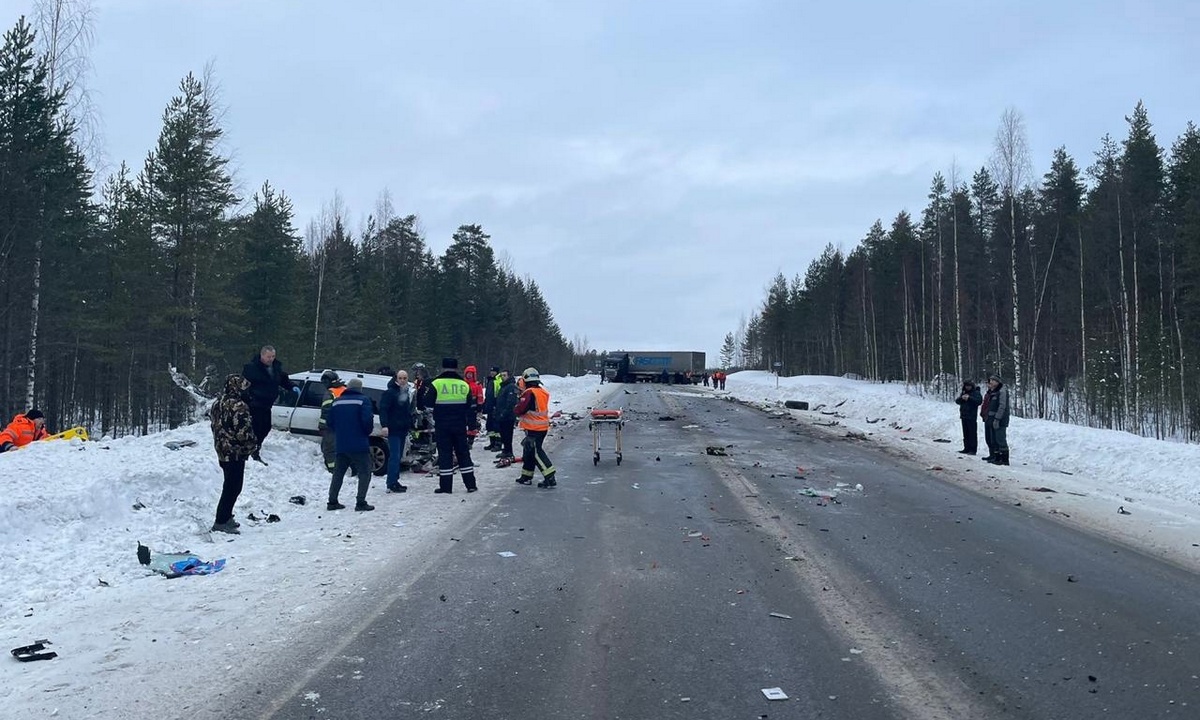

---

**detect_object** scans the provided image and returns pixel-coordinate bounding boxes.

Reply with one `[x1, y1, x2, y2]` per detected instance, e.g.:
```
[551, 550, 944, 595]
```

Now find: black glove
[0, 442, 12, 453]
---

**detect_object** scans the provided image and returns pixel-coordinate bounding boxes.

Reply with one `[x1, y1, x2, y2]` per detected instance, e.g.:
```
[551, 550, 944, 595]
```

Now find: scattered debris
[658, 416, 676, 421]
[783, 400, 809, 410]
[137, 542, 151, 565]
[1027, 487, 1058, 493]
[768, 612, 792, 620]
[865, 417, 882, 424]
[147, 553, 226, 578]
[849, 647, 864, 654]
[814, 420, 840, 427]
[98, 578, 111, 587]
[132, 499, 146, 511]
[705, 446, 728, 456]
[289, 495, 306, 505]
[1068, 575, 1077, 582]
[497, 551, 516, 558]
[1049, 509, 1071, 517]
[682, 424, 700, 429]
[11, 640, 57, 662]
[1118, 506, 1132, 515]
[761, 687, 788, 701]
[164, 439, 198, 451]
[266, 514, 281, 523]
[933, 438, 952, 443]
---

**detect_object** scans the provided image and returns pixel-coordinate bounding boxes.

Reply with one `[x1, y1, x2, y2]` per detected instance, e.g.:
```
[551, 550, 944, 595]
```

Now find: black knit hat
[25, 409, 44, 420]
[442, 357, 458, 369]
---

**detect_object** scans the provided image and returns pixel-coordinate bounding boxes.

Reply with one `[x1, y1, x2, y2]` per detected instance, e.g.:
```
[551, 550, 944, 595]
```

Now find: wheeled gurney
[589, 408, 625, 465]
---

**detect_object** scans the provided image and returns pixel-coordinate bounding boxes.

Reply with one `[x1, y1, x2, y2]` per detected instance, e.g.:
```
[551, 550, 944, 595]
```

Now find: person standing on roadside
[984, 374, 1011, 466]
[514, 367, 557, 488]
[955, 379, 982, 455]
[327, 378, 376, 511]
[493, 370, 520, 464]
[209, 375, 258, 534]
[241, 345, 296, 462]
[379, 368, 413, 493]
[318, 370, 346, 473]
[430, 357, 480, 494]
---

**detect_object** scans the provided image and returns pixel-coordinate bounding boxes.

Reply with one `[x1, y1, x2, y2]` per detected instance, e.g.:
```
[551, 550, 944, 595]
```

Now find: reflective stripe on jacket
[518, 386, 550, 432]
[0, 414, 48, 449]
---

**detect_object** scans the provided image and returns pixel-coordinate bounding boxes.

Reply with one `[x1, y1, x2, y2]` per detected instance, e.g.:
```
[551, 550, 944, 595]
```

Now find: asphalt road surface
[243, 385, 1200, 719]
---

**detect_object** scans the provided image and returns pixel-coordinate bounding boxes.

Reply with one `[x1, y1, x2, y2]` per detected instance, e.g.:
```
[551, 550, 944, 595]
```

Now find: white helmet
[522, 367, 540, 382]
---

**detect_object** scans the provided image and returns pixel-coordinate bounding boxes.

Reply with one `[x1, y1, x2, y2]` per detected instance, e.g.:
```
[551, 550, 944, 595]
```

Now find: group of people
[703, 371, 727, 389]
[955, 374, 1011, 465]
[208, 347, 559, 535]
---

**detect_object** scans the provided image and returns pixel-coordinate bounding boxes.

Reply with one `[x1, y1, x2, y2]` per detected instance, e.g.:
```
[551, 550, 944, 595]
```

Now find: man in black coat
[955, 379, 982, 455]
[493, 370, 520, 462]
[241, 345, 296, 460]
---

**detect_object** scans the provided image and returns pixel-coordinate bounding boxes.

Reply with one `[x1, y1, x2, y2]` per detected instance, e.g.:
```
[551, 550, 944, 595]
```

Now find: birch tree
[990, 108, 1032, 412]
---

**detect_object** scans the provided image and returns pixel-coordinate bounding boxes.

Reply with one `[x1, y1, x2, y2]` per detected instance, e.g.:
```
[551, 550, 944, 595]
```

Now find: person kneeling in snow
[0, 409, 48, 453]
[210, 375, 259, 534]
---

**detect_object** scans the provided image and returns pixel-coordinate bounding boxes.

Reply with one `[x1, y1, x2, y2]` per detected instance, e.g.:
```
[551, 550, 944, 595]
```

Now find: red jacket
[0, 414, 48, 451]
[464, 365, 485, 407]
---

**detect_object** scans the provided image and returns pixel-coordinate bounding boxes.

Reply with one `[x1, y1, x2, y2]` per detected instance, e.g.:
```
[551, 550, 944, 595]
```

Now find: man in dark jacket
[241, 345, 296, 461]
[984, 374, 1011, 465]
[493, 370, 520, 463]
[955, 379, 982, 455]
[326, 377, 376, 511]
[379, 369, 413, 493]
[429, 357, 479, 494]
[483, 365, 500, 451]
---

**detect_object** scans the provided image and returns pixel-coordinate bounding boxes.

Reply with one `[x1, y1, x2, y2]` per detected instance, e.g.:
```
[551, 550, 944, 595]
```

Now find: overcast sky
[6, 0, 1199, 365]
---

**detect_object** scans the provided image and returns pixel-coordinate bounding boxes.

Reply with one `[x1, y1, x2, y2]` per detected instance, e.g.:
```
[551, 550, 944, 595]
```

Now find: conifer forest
[0, 16, 575, 435]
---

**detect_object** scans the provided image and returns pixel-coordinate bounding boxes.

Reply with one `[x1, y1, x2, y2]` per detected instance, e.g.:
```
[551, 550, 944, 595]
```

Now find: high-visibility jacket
[319, 385, 346, 433]
[0, 414, 48, 450]
[517, 386, 550, 432]
[431, 370, 478, 431]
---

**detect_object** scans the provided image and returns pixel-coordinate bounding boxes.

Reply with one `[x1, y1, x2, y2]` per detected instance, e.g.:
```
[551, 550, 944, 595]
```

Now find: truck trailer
[603, 351, 706, 383]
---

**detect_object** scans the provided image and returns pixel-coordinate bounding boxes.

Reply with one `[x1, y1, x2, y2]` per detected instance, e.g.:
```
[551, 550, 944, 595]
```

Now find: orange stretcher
[589, 408, 625, 465]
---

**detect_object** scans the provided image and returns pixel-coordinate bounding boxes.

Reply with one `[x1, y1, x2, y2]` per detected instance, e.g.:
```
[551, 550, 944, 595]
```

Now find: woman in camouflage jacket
[210, 374, 259, 534]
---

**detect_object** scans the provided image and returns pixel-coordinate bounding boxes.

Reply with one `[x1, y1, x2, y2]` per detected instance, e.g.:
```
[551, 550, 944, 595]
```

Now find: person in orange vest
[513, 367, 557, 488]
[318, 370, 346, 472]
[0, 409, 48, 453]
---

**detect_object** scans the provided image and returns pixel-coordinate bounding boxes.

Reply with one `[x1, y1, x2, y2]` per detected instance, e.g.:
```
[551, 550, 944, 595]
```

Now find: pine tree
[144, 71, 238, 378]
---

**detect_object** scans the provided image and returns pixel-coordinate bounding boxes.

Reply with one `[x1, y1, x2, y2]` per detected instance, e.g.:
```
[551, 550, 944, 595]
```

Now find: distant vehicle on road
[602, 351, 706, 383]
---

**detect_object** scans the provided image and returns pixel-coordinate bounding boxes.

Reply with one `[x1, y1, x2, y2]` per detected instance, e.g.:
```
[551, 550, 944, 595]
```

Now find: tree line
[729, 103, 1200, 441]
[0, 16, 576, 436]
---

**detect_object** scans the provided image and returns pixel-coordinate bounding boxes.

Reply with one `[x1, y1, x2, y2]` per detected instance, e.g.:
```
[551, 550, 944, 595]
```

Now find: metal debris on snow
[761, 687, 788, 700]
[497, 551, 517, 558]
[768, 612, 792, 620]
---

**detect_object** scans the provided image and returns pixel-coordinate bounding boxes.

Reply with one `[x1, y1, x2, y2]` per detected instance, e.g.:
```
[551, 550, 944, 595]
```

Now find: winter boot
[515, 475, 533, 485]
[355, 501, 375, 512]
[210, 520, 240, 534]
[327, 501, 346, 511]
[998, 451, 1010, 466]
[537, 473, 557, 489]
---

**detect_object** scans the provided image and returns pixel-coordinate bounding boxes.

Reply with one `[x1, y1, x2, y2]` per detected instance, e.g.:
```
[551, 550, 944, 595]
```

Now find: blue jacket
[327, 387, 374, 453]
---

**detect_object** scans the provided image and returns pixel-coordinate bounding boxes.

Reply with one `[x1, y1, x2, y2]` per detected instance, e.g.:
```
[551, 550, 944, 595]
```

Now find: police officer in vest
[430, 357, 480, 494]
[514, 367, 557, 488]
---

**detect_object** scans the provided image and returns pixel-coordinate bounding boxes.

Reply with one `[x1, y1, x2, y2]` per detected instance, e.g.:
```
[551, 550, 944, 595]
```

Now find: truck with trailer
[602, 351, 706, 383]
